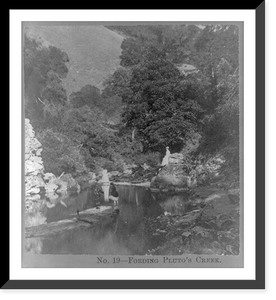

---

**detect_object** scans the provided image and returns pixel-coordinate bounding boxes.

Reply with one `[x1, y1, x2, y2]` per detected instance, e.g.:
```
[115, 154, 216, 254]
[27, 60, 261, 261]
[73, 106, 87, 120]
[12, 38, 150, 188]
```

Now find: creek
[25, 184, 193, 255]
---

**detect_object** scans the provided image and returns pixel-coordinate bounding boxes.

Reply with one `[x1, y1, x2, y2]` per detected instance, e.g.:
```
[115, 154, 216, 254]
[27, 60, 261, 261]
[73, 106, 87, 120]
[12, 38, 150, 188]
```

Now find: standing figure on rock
[161, 146, 170, 166]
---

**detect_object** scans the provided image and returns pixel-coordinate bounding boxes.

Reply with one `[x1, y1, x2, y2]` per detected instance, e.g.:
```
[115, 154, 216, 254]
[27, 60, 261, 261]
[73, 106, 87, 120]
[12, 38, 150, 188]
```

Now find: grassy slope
[25, 25, 124, 96]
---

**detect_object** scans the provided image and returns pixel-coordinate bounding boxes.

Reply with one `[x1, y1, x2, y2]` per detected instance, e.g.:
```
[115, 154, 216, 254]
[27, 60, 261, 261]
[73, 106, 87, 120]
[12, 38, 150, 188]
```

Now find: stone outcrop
[25, 119, 81, 210]
[25, 119, 45, 210]
[151, 164, 190, 190]
[168, 153, 184, 165]
[59, 173, 81, 193]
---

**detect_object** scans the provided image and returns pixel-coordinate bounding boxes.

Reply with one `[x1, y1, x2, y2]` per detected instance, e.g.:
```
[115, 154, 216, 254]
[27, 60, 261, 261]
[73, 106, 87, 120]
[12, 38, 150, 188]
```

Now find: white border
[10, 9, 256, 281]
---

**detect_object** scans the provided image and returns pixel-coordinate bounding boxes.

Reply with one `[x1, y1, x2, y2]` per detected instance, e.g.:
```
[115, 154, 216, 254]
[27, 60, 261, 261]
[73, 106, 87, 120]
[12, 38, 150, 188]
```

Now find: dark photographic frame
[5, 3, 265, 289]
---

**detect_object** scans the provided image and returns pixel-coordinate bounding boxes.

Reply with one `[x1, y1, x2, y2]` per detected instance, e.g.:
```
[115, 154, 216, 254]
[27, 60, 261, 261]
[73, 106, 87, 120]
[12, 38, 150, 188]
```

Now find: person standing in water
[101, 169, 110, 201]
[109, 182, 119, 206]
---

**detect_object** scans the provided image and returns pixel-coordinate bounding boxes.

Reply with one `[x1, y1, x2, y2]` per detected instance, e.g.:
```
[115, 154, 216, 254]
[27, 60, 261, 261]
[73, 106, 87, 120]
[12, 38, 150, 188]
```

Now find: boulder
[142, 163, 150, 170]
[168, 153, 184, 164]
[54, 179, 68, 194]
[123, 169, 132, 175]
[43, 173, 56, 183]
[47, 193, 59, 202]
[60, 173, 81, 192]
[25, 119, 46, 211]
[26, 194, 41, 201]
[25, 175, 45, 192]
[26, 187, 40, 195]
[151, 164, 189, 189]
[45, 182, 59, 194]
[88, 172, 96, 180]
[25, 158, 44, 175]
[159, 195, 190, 216]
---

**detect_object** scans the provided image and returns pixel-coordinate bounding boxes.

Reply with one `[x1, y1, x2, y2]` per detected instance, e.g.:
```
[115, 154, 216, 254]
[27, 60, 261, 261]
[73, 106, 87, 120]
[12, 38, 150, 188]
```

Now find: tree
[24, 34, 69, 129]
[192, 25, 240, 173]
[119, 37, 150, 68]
[161, 24, 201, 64]
[60, 105, 123, 169]
[102, 67, 131, 98]
[121, 46, 203, 153]
[36, 128, 87, 176]
[192, 25, 239, 112]
[69, 85, 102, 109]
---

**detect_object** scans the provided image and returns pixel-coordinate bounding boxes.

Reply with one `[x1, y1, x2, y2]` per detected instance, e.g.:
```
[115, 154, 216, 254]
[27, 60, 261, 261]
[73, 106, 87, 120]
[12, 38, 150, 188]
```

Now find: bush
[36, 128, 87, 176]
[133, 151, 160, 167]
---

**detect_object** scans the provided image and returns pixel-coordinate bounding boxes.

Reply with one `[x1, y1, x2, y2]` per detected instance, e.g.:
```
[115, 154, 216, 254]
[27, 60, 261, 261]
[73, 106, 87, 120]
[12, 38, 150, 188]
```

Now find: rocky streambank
[25, 119, 81, 218]
[107, 151, 231, 191]
[145, 186, 240, 256]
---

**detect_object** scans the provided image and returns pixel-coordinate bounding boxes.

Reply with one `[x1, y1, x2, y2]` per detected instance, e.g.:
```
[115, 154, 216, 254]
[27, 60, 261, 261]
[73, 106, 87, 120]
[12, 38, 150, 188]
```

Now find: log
[25, 206, 113, 238]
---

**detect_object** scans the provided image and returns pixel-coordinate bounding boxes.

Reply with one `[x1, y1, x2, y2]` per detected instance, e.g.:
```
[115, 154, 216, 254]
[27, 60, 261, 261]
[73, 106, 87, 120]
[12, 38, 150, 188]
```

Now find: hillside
[24, 24, 124, 96]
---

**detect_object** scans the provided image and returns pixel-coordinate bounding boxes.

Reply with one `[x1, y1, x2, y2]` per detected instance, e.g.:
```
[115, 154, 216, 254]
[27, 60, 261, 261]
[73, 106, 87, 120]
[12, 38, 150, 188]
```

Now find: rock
[182, 231, 192, 238]
[43, 173, 56, 182]
[150, 176, 157, 185]
[211, 241, 221, 249]
[151, 164, 189, 189]
[25, 159, 44, 175]
[159, 195, 190, 216]
[47, 192, 59, 202]
[25, 119, 46, 213]
[142, 163, 150, 170]
[25, 175, 45, 192]
[109, 171, 121, 177]
[123, 169, 132, 175]
[26, 187, 40, 195]
[54, 179, 68, 194]
[25, 212, 46, 228]
[201, 248, 215, 255]
[45, 182, 59, 194]
[60, 173, 81, 192]
[88, 172, 96, 181]
[169, 153, 184, 164]
[26, 194, 41, 201]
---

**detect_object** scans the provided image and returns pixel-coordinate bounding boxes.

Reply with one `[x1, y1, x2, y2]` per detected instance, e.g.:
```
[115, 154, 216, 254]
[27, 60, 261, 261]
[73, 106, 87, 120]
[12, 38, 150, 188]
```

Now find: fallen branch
[37, 97, 45, 105]
[58, 171, 65, 179]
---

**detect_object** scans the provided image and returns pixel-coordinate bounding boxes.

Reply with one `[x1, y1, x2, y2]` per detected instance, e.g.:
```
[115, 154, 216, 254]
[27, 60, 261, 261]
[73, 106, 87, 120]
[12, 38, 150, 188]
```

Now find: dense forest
[24, 24, 240, 186]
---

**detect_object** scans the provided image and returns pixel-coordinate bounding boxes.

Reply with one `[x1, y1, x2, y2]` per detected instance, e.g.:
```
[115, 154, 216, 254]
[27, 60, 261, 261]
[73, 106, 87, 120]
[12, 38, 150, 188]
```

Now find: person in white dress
[161, 146, 170, 166]
[101, 169, 110, 201]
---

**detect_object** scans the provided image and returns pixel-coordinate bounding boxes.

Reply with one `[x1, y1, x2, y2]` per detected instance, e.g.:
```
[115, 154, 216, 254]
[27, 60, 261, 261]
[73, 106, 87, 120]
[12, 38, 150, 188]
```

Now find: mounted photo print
[22, 20, 243, 267]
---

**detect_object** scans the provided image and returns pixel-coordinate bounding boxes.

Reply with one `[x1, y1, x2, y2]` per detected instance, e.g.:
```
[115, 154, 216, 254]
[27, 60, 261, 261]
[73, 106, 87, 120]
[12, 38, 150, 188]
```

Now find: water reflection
[25, 237, 43, 254]
[26, 185, 191, 255]
[157, 194, 192, 216]
[45, 189, 98, 223]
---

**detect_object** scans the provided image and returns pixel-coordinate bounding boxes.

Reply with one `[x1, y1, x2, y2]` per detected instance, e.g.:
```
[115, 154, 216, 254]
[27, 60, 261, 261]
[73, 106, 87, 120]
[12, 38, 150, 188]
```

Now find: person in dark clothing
[109, 182, 119, 206]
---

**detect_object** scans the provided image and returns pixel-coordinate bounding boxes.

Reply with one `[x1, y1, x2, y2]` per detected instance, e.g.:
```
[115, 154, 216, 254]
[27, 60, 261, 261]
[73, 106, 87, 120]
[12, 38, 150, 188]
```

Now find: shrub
[133, 151, 160, 167]
[36, 128, 87, 176]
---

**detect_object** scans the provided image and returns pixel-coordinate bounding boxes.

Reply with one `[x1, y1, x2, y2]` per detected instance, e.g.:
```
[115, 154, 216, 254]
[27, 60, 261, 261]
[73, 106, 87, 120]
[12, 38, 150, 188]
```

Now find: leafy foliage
[24, 24, 240, 180]
[24, 35, 69, 129]
[69, 85, 102, 109]
[36, 128, 87, 176]
[102, 67, 131, 98]
[120, 46, 203, 153]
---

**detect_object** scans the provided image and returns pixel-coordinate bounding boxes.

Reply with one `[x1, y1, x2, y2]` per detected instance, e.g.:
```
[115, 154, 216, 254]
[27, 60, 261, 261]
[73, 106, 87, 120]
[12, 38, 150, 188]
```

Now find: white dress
[161, 148, 170, 166]
[101, 170, 110, 201]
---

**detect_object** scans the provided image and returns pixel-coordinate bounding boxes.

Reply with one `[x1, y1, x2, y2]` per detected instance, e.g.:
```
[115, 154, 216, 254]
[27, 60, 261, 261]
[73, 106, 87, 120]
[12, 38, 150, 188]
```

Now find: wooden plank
[25, 206, 113, 238]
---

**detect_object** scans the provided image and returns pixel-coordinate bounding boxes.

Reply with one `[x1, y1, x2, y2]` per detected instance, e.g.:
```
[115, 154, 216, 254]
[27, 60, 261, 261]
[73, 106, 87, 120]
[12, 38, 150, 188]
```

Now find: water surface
[26, 185, 191, 255]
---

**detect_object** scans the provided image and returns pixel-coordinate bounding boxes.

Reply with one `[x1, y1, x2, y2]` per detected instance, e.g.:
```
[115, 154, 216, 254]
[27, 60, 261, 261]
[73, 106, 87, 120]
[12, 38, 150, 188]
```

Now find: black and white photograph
[22, 21, 243, 268]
